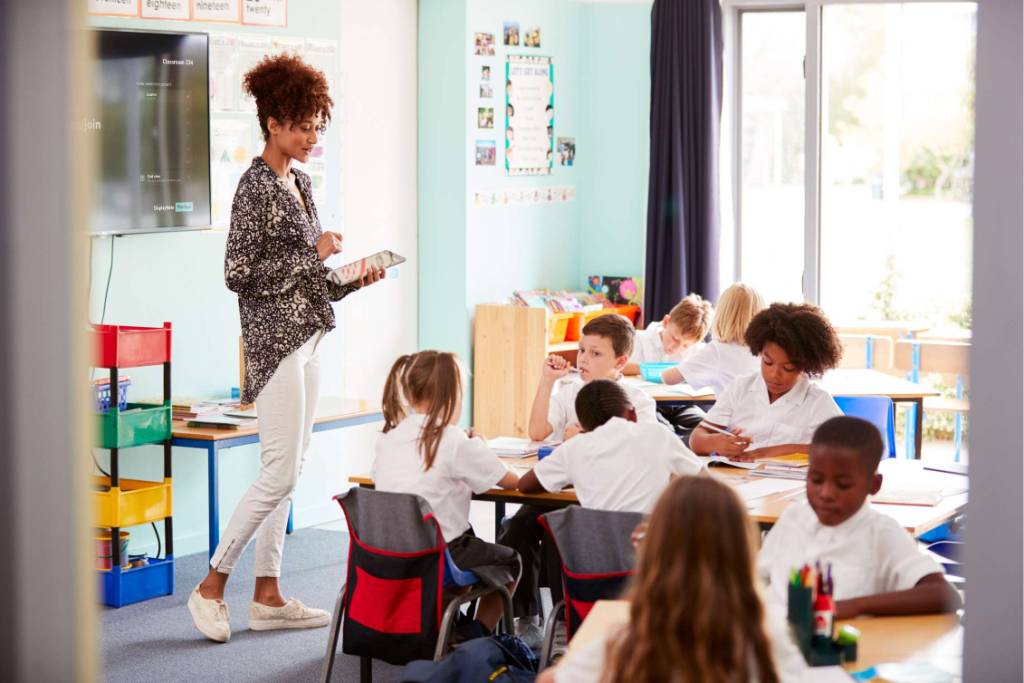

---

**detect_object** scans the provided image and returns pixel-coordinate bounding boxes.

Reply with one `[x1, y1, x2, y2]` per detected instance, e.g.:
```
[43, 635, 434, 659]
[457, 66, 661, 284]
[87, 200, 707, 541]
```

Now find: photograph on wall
[557, 137, 575, 166]
[477, 107, 494, 129]
[524, 26, 542, 47]
[503, 21, 520, 46]
[480, 82, 493, 98]
[481, 65, 491, 81]
[475, 140, 496, 166]
[505, 54, 554, 176]
[474, 32, 495, 56]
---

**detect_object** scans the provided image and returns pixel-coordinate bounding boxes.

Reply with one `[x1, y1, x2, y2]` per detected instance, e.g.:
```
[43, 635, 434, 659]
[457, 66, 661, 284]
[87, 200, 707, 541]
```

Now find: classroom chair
[895, 339, 971, 462]
[833, 395, 897, 459]
[320, 488, 514, 683]
[536, 506, 644, 670]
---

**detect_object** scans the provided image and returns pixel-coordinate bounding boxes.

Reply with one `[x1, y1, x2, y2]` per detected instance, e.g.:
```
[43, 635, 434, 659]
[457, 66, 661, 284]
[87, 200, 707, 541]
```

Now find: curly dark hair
[744, 303, 842, 377]
[243, 54, 333, 141]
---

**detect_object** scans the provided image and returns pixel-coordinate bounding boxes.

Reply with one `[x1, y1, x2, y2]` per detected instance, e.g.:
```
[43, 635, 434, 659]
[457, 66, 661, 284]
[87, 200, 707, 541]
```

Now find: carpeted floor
[101, 528, 404, 682]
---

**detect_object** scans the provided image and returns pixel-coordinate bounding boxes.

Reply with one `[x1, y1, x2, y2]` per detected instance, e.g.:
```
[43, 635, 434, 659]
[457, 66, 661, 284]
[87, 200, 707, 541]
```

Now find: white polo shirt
[372, 414, 509, 543]
[548, 375, 658, 441]
[628, 321, 702, 365]
[677, 340, 761, 395]
[533, 417, 704, 512]
[704, 372, 842, 450]
[758, 500, 944, 608]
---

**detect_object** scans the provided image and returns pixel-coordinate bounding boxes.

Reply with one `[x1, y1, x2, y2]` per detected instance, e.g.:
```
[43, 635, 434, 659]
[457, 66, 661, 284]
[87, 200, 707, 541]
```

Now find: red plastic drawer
[92, 323, 172, 368]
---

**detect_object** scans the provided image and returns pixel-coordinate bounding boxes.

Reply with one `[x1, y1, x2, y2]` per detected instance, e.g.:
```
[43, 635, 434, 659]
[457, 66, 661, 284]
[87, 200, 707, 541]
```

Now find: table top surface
[564, 600, 961, 676]
[172, 397, 382, 441]
[349, 458, 967, 536]
[629, 368, 941, 402]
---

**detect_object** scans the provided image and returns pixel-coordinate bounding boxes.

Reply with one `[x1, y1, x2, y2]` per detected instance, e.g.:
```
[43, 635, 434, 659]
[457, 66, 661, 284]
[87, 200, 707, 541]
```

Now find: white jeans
[210, 330, 325, 577]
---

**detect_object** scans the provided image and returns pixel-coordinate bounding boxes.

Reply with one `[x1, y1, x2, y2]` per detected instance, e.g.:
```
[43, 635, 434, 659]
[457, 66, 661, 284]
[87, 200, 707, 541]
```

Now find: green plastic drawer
[95, 403, 171, 449]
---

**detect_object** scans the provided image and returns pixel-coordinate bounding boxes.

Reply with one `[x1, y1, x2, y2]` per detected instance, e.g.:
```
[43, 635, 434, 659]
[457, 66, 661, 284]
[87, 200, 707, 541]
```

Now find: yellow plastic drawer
[93, 476, 172, 528]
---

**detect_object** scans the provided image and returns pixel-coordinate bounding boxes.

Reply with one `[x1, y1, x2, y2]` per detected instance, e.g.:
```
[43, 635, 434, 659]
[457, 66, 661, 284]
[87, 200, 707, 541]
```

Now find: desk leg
[287, 503, 294, 535]
[208, 444, 219, 560]
[913, 398, 924, 460]
[494, 501, 506, 539]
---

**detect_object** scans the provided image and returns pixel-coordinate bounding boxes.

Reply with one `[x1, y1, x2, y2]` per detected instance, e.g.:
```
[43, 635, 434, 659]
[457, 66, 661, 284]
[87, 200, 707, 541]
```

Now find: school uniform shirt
[758, 500, 944, 608]
[628, 321, 703, 365]
[548, 375, 658, 441]
[225, 157, 359, 404]
[534, 417, 703, 512]
[704, 372, 842, 450]
[552, 602, 809, 683]
[676, 340, 761, 395]
[372, 414, 508, 543]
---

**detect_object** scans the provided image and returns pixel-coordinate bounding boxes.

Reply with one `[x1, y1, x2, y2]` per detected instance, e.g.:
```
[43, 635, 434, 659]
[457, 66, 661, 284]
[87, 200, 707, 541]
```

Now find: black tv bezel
[89, 27, 213, 237]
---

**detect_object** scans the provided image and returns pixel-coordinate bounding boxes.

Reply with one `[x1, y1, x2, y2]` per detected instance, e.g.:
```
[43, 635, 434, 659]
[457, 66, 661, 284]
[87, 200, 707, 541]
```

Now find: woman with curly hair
[188, 54, 385, 643]
[537, 476, 808, 683]
[690, 303, 843, 461]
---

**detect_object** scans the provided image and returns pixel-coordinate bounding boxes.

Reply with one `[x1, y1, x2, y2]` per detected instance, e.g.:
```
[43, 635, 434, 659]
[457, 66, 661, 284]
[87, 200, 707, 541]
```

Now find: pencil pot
[95, 530, 130, 570]
[787, 584, 813, 643]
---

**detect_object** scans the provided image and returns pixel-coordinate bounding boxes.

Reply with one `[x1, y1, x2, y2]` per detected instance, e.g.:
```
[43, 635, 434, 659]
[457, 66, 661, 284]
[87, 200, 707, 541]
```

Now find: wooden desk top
[564, 600, 961, 676]
[172, 397, 382, 441]
[629, 368, 940, 403]
[348, 458, 966, 536]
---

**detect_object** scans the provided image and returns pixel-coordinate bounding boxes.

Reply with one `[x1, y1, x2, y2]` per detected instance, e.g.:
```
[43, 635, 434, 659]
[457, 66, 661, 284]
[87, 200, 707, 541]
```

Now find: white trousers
[210, 330, 324, 577]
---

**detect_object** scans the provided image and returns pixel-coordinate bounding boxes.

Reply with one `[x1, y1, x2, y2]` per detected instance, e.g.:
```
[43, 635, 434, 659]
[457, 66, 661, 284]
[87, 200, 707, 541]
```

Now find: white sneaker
[187, 584, 231, 643]
[516, 621, 545, 651]
[249, 597, 330, 631]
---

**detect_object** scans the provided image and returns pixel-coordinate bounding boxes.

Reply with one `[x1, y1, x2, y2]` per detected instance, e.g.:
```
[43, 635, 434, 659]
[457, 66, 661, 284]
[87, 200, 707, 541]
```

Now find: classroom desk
[173, 397, 384, 558]
[348, 458, 967, 539]
[628, 368, 941, 459]
[563, 600, 962, 678]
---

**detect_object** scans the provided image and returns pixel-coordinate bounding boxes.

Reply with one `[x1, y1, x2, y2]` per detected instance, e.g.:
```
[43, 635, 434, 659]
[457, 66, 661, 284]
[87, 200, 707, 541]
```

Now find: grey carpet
[101, 528, 404, 682]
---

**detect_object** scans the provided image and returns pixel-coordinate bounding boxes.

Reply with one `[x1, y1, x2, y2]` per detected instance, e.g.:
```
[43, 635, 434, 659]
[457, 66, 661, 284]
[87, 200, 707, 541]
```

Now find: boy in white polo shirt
[759, 416, 961, 618]
[528, 314, 657, 442]
[622, 293, 712, 375]
[690, 302, 843, 460]
[519, 379, 704, 511]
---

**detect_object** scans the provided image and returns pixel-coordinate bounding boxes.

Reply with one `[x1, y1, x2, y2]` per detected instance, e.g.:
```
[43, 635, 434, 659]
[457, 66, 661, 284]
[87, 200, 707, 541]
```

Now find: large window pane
[820, 3, 976, 333]
[739, 10, 805, 304]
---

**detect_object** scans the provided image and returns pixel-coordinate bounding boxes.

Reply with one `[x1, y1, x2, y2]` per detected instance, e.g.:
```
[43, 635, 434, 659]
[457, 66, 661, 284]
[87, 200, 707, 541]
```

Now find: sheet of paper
[734, 478, 804, 504]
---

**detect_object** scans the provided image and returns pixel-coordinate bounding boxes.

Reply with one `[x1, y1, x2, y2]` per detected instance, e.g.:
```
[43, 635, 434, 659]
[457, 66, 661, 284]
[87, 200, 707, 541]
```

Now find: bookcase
[472, 303, 641, 437]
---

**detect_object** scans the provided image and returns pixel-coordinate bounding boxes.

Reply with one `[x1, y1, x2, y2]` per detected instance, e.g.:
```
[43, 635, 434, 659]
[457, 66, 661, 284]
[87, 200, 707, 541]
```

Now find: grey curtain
[644, 0, 723, 316]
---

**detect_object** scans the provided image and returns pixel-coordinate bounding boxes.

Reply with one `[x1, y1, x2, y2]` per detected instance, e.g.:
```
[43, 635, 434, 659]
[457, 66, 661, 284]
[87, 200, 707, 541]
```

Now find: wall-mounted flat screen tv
[88, 29, 211, 235]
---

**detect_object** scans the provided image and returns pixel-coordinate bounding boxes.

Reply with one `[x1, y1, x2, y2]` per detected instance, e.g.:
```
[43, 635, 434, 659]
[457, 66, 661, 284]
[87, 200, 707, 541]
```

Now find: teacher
[188, 53, 384, 643]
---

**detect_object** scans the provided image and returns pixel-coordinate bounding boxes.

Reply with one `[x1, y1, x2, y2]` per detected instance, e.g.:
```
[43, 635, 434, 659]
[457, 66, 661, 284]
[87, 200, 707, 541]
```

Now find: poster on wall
[242, 0, 286, 27]
[557, 137, 575, 166]
[88, 0, 139, 17]
[193, 0, 240, 23]
[141, 0, 189, 19]
[505, 54, 553, 176]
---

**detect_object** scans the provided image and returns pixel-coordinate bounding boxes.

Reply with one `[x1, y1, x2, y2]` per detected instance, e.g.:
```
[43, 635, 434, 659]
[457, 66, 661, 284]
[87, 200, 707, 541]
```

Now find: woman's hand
[316, 232, 344, 262]
[356, 267, 386, 288]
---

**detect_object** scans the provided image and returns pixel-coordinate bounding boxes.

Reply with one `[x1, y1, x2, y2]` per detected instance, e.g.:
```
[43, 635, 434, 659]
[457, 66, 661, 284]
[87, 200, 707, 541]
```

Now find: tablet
[326, 249, 406, 287]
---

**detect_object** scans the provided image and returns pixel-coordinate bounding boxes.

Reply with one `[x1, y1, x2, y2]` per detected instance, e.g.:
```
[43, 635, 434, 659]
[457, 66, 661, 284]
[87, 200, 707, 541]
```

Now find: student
[662, 282, 765, 392]
[690, 302, 843, 460]
[518, 379, 703, 510]
[528, 314, 657, 442]
[759, 416, 962, 618]
[622, 293, 713, 376]
[538, 476, 808, 683]
[372, 351, 521, 633]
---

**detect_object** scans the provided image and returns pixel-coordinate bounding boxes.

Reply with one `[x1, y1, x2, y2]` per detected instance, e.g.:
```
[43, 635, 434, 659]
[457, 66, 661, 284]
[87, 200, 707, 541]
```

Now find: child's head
[807, 416, 884, 526]
[604, 476, 778, 683]
[382, 351, 463, 470]
[712, 282, 765, 344]
[574, 379, 635, 432]
[744, 302, 843, 397]
[662, 294, 713, 354]
[578, 314, 634, 382]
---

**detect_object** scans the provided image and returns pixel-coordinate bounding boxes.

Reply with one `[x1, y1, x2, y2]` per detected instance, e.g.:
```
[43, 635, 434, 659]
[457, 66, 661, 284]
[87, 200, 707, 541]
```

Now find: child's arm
[528, 355, 570, 441]
[622, 361, 641, 376]
[496, 469, 519, 490]
[517, 468, 549, 494]
[835, 573, 962, 619]
[689, 424, 752, 456]
[661, 367, 684, 385]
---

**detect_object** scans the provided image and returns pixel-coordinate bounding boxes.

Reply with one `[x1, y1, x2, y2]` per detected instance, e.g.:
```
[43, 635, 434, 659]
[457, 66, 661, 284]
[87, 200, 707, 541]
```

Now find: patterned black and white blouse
[225, 156, 357, 404]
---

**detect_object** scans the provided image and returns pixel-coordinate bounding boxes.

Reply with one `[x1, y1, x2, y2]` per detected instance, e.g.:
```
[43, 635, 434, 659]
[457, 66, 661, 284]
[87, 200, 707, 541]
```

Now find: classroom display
[505, 54, 554, 176]
[89, 30, 211, 235]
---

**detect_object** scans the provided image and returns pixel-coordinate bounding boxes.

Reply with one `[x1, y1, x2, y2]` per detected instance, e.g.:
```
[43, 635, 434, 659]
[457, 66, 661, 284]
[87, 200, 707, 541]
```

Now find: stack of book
[487, 437, 554, 458]
[750, 453, 809, 480]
